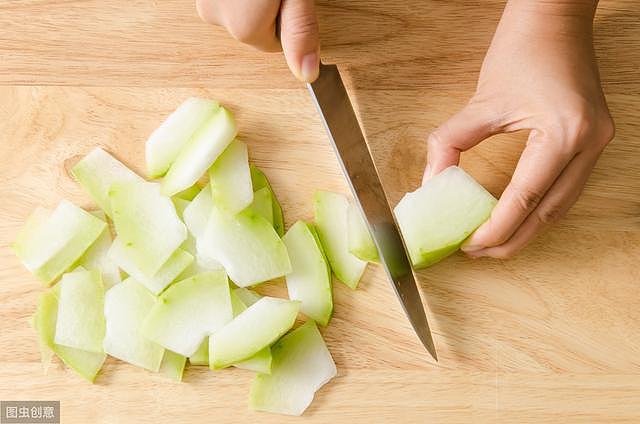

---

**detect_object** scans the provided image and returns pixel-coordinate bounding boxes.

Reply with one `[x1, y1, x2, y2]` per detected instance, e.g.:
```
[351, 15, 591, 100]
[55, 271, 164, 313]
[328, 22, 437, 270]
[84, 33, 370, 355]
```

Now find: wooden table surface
[1, 1, 639, 422]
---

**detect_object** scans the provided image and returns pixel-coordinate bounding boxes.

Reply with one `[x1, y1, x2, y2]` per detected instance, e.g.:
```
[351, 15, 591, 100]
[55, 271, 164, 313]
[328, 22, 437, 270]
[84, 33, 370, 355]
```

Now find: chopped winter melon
[109, 181, 187, 276]
[189, 339, 209, 366]
[172, 197, 191, 219]
[71, 147, 144, 218]
[250, 321, 337, 416]
[108, 238, 193, 295]
[77, 213, 121, 289]
[146, 98, 219, 178]
[250, 165, 285, 236]
[209, 139, 253, 214]
[347, 203, 379, 262]
[394, 166, 497, 268]
[54, 270, 105, 353]
[159, 350, 187, 382]
[233, 287, 261, 307]
[173, 183, 203, 202]
[210, 297, 299, 369]
[183, 185, 213, 239]
[249, 187, 274, 225]
[314, 191, 367, 289]
[198, 207, 291, 287]
[161, 106, 237, 196]
[103, 278, 165, 371]
[32, 289, 106, 382]
[141, 271, 233, 357]
[13, 201, 107, 285]
[283, 221, 332, 326]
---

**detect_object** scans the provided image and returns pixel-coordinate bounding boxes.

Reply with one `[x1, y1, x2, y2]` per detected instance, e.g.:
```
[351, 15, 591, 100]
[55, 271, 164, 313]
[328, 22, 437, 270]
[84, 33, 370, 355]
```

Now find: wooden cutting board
[1, 1, 639, 422]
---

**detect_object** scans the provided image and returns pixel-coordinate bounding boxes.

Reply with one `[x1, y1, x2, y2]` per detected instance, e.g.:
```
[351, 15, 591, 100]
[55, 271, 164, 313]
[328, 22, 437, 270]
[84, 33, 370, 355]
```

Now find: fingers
[424, 102, 501, 184]
[461, 129, 575, 252]
[279, 0, 320, 82]
[465, 148, 601, 258]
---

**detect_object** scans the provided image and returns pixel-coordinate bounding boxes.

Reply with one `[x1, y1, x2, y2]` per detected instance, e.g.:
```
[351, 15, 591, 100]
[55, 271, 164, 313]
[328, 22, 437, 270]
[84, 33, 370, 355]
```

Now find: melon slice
[209, 139, 253, 215]
[71, 147, 144, 218]
[283, 221, 332, 326]
[141, 271, 233, 357]
[183, 185, 214, 239]
[146, 98, 219, 178]
[161, 106, 237, 196]
[159, 350, 187, 382]
[394, 166, 497, 268]
[173, 183, 202, 202]
[77, 212, 121, 289]
[109, 181, 187, 276]
[347, 203, 379, 262]
[210, 297, 299, 369]
[13, 201, 106, 285]
[233, 287, 261, 307]
[313, 191, 366, 289]
[189, 339, 209, 366]
[249, 187, 274, 225]
[227, 290, 272, 373]
[54, 269, 105, 353]
[103, 278, 165, 371]
[250, 321, 337, 416]
[250, 165, 285, 236]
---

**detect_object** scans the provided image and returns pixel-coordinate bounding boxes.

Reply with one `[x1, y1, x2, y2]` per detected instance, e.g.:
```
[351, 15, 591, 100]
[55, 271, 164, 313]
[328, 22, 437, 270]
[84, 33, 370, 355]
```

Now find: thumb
[279, 0, 320, 82]
[424, 102, 499, 184]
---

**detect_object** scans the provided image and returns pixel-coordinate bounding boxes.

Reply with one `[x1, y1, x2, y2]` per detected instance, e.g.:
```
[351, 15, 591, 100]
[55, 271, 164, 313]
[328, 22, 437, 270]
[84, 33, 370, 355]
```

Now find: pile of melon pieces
[13, 98, 497, 416]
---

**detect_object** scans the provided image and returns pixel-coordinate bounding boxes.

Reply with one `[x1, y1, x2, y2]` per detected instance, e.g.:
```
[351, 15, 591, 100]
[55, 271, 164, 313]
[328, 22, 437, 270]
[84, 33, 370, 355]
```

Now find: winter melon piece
[347, 203, 379, 262]
[208, 139, 253, 215]
[248, 187, 274, 225]
[77, 213, 121, 289]
[250, 165, 284, 236]
[159, 350, 187, 382]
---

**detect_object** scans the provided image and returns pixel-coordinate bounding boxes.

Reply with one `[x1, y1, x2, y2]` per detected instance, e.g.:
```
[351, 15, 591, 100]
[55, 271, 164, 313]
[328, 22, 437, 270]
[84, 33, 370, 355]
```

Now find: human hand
[425, 0, 614, 259]
[196, 0, 320, 82]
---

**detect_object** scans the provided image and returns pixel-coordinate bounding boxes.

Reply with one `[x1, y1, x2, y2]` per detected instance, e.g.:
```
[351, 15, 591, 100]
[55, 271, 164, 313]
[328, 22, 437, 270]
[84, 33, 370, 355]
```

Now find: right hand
[196, 0, 320, 82]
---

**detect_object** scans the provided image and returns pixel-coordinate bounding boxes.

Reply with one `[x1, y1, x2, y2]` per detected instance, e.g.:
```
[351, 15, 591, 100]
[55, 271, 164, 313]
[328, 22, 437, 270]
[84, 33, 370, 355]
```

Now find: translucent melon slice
[71, 147, 144, 218]
[189, 338, 209, 366]
[140, 271, 233, 357]
[161, 106, 237, 196]
[249, 187, 274, 225]
[250, 165, 285, 236]
[183, 185, 213, 239]
[209, 139, 253, 215]
[109, 181, 187, 276]
[394, 166, 497, 268]
[173, 183, 202, 202]
[103, 278, 165, 371]
[159, 350, 187, 382]
[210, 297, 299, 369]
[250, 321, 337, 416]
[233, 287, 261, 307]
[313, 191, 366, 289]
[283, 221, 333, 326]
[146, 98, 219, 178]
[77, 212, 121, 288]
[347, 203, 379, 262]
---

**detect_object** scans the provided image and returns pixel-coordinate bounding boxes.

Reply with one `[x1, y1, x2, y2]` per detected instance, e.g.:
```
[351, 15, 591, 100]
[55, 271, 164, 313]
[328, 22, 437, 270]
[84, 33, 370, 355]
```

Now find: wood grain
[0, 1, 639, 423]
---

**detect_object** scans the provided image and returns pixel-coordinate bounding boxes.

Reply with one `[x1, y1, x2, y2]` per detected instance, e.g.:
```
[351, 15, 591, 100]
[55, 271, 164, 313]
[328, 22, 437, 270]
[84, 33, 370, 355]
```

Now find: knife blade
[307, 63, 437, 361]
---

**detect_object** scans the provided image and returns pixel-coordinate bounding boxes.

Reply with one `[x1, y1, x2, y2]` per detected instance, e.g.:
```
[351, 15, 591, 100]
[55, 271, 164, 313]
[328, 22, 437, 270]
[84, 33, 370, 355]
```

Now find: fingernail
[422, 164, 432, 185]
[300, 52, 319, 82]
[460, 243, 482, 253]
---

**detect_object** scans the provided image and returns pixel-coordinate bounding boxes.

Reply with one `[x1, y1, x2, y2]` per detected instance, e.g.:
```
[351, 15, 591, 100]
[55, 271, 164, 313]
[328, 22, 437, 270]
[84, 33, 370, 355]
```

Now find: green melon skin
[249, 187, 274, 225]
[250, 165, 285, 236]
[249, 321, 337, 416]
[393, 166, 497, 268]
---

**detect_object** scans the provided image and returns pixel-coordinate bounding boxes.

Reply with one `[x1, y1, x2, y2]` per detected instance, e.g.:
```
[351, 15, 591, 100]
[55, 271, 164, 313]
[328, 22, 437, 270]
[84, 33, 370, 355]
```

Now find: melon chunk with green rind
[161, 106, 237, 196]
[109, 181, 187, 276]
[77, 214, 121, 289]
[32, 288, 106, 382]
[209, 139, 253, 215]
[103, 278, 165, 371]
[313, 191, 367, 289]
[108, 238, 193, 295]
[183, 185, 213, 239]
[250, 165, 284, 236]
[189, 338, 209, 366]
[394, 166, 497, 268]
[146, 98, 219, 178]
[250, 320, 337, 416]
[173, 183, 202, 202]
[210, 297, 299, 369]
[54, 270, 105, 353]
[198, 206, 291, 287]
[249, 187, 274, 225]
[159, 350, 187, 382]
[141, 271, 233, 357]
[13, 201, 107, 285]
[347, 203, 379, 262]
[71, 147, 144, 218]
[283, 221, 333, 326]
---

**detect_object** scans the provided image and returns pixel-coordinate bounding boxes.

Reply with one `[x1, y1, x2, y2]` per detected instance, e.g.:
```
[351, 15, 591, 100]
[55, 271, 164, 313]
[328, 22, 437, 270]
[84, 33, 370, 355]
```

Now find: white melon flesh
[159, 350, 187, 382]
[249, 187, 274, 225]
[183, 185, 214, 239]
[209, 139, 253, 215]
[146, 98, 219, 178]
[161, 106, 237, 196]
[347, 203, 379, 262]
[283, 221, 333, 326]
[54, 270, 105, 353]
[250, 321, 337, 416]
[109, 181, 187, 277]
[108, 238, 193, 295]
[210, 297, 299, 369]
[33, 289, 106, 382]
[141, 272, 233, 357]
[394, 166, 497, 268]
[103, 278, 165, 371]
[77, 214, 121, 289]
[71, 147, 144, 218]
[250, 165, 284, 236]
[313, 191, 367, 289]
[198, 207, 291, 287]
[13, 201, 107, 285]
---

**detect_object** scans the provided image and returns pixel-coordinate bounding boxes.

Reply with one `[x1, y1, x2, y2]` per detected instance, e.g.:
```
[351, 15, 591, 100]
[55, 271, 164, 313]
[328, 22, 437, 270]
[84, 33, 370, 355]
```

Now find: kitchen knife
[307, 63, 437, 361]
